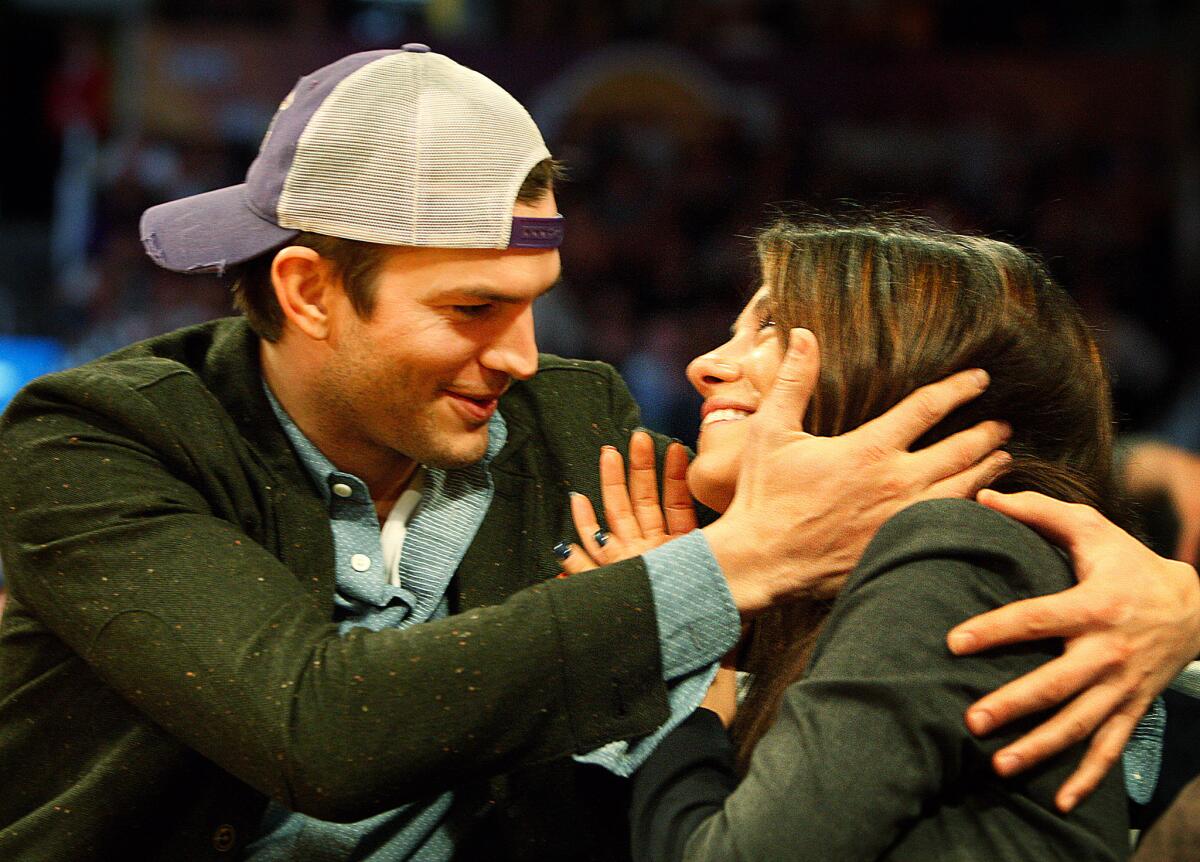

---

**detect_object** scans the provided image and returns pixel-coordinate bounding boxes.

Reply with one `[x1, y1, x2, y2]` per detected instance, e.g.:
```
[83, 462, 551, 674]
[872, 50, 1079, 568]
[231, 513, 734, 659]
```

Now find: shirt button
[212, 824, 236, 852]
[332, 482, 353, 498]
[351, 554, 372, 572]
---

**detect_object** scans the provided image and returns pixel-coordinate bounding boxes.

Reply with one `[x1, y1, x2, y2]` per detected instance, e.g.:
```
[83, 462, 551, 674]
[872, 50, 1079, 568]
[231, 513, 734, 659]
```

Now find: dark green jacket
[0, 318, 675, 861]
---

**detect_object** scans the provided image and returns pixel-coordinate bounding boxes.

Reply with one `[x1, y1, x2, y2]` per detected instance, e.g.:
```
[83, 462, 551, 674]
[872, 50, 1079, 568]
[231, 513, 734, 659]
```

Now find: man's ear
[271, 246, 336, 340]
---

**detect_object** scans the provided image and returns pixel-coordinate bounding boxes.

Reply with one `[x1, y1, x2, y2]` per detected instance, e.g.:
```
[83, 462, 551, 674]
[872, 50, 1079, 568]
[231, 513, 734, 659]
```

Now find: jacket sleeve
[629, 501, 1126, 861]
[0, 364, 669, 823]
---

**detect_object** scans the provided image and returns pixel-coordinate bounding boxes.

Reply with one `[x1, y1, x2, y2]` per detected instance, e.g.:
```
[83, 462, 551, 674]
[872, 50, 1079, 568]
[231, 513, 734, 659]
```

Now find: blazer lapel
[454, 405, 564, 611]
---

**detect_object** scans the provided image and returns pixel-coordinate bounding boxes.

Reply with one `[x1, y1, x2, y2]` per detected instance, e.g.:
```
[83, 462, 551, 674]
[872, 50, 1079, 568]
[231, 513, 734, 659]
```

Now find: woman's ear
[271, 246, 335, 340]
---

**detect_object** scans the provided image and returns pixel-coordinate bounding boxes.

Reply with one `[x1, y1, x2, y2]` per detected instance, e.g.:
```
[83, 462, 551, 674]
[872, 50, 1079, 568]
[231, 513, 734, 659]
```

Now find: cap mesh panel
[277, 52, 551, 248]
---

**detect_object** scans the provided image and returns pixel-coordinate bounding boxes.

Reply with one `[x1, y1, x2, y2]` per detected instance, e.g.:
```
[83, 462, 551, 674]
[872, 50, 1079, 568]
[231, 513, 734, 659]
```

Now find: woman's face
[685, 286, 785, 512]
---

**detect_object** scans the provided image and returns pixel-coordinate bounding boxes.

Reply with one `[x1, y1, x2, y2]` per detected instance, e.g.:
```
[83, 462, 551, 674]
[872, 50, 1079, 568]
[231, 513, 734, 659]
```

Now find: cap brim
[140, 184, 299, 274]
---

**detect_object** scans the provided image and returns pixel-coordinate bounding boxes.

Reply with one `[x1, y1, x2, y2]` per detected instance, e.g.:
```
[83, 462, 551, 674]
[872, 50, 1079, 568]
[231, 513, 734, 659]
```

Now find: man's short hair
[229, 158, 563, 342]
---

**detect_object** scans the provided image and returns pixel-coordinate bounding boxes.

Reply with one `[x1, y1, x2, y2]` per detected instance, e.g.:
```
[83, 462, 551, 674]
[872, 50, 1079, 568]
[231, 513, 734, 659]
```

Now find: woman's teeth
[703, 408, 751, 426]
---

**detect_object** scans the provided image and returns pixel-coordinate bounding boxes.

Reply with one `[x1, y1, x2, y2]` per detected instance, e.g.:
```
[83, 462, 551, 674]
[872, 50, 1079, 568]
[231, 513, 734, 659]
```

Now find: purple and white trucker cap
[141, 45, 563, 274]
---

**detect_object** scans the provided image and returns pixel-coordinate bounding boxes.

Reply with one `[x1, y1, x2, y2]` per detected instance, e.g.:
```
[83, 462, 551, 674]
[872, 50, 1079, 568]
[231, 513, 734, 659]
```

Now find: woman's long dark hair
[731, 215, 1122, 771]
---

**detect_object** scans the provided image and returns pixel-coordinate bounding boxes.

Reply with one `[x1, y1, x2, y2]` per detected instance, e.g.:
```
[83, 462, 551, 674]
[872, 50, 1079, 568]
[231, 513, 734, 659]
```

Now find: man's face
[317, 193, 561, 470]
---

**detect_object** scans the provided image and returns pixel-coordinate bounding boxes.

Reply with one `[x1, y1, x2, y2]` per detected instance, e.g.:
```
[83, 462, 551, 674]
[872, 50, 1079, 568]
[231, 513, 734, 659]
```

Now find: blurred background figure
[2, 0, 1200, 587]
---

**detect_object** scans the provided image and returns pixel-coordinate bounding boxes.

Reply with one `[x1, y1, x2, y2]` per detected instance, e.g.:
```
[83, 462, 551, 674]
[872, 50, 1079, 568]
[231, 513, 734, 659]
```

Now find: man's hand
[1122, 440, 1200, 565]
[703, 328, 1012, 616]
[948, 489, 1200, 812]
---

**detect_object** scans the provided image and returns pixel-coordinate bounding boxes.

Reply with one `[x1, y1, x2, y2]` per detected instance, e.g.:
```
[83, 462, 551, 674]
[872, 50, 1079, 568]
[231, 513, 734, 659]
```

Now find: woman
[566, 217, 1129, 860]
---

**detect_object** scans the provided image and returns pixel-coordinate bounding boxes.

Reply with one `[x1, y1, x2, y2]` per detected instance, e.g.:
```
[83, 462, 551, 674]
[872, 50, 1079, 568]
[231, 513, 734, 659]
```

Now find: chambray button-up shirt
[245, 387, 739, 861]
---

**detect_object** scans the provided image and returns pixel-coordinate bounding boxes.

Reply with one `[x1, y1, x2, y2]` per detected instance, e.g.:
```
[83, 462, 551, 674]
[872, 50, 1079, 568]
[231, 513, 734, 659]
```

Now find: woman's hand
[948, 489, 1200, 812]
[556, 430, 698, 574]
[701, 666, 739, 728]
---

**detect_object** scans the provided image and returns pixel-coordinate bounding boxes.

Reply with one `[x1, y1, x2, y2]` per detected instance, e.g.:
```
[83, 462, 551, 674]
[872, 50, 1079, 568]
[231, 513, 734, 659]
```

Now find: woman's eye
[756, 314, 777, 331]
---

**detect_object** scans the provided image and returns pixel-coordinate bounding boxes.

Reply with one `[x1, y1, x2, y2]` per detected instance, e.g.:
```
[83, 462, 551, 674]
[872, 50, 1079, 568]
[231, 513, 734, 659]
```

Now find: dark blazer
[631, 500, 1129, 861]
[0, 318, 675, 861]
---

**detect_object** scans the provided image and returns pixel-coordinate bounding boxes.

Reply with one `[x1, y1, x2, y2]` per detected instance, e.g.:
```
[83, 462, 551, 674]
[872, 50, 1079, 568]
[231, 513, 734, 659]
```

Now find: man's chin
[414, 430, 490, 470]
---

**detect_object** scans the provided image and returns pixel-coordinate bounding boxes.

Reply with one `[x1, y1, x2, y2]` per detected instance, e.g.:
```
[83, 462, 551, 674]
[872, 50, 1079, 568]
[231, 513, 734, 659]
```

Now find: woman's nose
[686, 351, 741, 394]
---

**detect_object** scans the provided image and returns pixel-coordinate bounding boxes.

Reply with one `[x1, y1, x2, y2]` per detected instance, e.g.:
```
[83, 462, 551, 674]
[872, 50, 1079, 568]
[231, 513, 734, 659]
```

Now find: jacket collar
[198, 318, 313, 488]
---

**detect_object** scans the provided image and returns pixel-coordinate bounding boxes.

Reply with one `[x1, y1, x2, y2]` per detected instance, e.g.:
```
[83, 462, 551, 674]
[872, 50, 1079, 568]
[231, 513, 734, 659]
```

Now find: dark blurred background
[3, 0, 1200, 450]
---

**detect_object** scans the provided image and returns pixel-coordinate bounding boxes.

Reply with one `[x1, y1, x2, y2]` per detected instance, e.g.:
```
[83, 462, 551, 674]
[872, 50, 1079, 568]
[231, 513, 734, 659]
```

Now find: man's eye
[452, 304, 492, 318]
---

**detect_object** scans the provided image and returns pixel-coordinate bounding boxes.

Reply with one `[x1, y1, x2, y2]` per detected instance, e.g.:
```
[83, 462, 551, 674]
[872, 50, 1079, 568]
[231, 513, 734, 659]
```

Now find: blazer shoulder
[492, 355, 644, 472]
[33, 354, 194, 396]
[853, 498, 1073, 599]
[0, 321, 256, 461]
[502, 354, 631, 418]
[8, 318, 241, 405]
[532, 354, 625, 385]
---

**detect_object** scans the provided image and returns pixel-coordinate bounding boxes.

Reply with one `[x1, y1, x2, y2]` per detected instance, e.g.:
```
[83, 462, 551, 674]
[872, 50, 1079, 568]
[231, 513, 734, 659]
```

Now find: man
[0, 46, 1195, 860]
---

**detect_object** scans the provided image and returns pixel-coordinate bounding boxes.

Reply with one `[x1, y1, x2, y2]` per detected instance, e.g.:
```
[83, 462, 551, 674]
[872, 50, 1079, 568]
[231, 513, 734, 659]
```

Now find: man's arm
[0, 334, 1008, 820]
[0, 372, 671, 822]
[948, 489, 1200, 811]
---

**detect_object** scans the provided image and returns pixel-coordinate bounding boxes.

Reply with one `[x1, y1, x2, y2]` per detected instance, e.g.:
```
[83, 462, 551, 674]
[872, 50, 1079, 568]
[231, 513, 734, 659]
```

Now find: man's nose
[481, 305, 539, 381]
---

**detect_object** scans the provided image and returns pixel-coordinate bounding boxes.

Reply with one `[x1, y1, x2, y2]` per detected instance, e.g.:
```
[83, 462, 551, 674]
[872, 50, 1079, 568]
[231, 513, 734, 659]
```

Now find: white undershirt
[379, 468, 426, 588]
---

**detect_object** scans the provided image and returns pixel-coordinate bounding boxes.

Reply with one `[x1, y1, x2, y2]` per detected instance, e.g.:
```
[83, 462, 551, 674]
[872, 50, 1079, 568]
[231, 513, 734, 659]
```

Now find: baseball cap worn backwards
[140, 45, 563, 274]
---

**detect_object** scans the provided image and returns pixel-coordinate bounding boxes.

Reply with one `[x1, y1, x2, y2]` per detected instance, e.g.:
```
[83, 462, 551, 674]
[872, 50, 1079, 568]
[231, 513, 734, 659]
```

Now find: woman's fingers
[557, 543, 598, 574]
[662, 442, 698, 535]
[700, 666, 740, 728]
[570, 491, 623, 563]
[598, 446, 642, 541]
[627, 431, 666, 538]
[559, 434, 699, 575]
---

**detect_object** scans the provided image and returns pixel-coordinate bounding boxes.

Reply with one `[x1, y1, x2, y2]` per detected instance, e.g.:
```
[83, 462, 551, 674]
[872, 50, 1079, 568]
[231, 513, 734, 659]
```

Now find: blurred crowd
[2, 0, 1200, 449]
